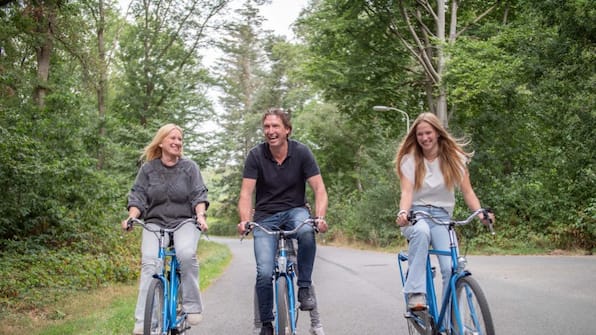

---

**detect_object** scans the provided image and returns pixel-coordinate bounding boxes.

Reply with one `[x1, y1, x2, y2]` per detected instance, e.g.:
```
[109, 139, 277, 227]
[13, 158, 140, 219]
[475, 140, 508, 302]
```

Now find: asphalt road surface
[191, 237, 596, 335]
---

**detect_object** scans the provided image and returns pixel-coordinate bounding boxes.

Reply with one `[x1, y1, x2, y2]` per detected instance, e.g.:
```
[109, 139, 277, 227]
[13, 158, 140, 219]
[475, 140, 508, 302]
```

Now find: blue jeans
[254, 207, 316, 323]
[401, 205, 455, 298]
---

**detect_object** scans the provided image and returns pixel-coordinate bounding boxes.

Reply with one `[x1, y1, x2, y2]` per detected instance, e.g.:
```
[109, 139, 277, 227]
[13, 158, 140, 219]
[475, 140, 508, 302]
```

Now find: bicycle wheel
[275, 277, 293, 335]
[451, 276, 495, 335]
[144, 278, 165, 335]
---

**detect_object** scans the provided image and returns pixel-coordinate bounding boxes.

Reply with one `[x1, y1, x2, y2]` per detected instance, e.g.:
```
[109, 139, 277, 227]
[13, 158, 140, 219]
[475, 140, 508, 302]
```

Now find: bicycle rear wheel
[144, 278, 165, 335]
[451, 276, 495, 335]
[275, 277, 293, 335]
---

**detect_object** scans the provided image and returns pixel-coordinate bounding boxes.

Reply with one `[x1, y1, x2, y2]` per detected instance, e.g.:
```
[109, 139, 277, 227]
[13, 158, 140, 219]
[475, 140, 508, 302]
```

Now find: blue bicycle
[397, 209, 495, 335]
[243, 219, 318, 335]
[127, 217, 199, 335]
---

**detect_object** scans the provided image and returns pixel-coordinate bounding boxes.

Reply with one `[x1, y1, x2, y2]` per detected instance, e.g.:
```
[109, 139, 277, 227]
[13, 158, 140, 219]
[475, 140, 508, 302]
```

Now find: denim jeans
[401, 205, 455, 298]
[254, 207, 316, 323]
[134, 221, 203, 328]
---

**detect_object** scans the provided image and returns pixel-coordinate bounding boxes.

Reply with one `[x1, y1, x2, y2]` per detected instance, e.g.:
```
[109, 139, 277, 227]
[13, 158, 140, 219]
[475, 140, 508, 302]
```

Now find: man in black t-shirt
[238, 108, 328, 335]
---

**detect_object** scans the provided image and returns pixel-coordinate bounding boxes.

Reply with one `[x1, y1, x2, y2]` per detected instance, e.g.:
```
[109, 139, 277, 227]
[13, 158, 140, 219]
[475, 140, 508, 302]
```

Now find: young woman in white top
[394, 112, 494, 310]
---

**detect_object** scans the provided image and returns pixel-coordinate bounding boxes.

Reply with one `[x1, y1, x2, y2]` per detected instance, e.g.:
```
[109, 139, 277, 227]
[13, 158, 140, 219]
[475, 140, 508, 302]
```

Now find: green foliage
[293, 0, 595, 251]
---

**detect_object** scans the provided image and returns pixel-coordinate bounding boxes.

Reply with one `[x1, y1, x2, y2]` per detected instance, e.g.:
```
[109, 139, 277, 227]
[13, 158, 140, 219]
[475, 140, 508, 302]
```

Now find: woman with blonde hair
[395, 113, 494, 311]
[121, 123, 209, 334]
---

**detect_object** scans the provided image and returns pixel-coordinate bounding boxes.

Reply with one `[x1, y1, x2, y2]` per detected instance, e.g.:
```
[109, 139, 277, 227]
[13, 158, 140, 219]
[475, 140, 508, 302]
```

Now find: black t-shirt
[243, 139, 321, 222]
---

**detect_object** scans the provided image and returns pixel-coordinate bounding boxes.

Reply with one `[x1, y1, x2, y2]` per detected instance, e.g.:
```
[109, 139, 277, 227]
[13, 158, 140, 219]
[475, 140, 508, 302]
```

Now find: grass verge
[0, 239, 231, 335]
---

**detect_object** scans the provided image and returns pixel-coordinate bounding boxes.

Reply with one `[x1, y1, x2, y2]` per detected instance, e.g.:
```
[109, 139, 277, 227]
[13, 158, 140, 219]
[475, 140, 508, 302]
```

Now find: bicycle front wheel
[451, 276, 495, 335]
[275, 277, 293, 335]
[175, 274, 188, 334]
[144, 279, 166, 335]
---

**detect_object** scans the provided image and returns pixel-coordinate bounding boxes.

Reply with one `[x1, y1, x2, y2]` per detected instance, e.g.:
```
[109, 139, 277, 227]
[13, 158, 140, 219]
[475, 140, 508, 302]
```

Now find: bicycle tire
[275, 277, 293, 335]
[144, 278, 166, 335]
[451, 275, 495, 335]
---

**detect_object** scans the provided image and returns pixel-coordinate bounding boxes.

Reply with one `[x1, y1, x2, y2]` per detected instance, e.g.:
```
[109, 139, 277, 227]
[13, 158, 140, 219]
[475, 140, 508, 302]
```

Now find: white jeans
[134, 221, 203, 327]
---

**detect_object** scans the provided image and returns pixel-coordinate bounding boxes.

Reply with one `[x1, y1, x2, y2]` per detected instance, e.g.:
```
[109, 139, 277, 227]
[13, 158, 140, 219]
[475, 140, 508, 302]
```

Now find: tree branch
[456, 1, 501, 38]
[397, 2, 439, 84]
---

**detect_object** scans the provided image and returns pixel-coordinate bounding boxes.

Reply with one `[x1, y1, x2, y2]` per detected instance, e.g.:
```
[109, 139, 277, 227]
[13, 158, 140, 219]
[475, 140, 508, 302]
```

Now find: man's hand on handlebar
[237, 221, 250, 235]
[315, 217, 328, 233]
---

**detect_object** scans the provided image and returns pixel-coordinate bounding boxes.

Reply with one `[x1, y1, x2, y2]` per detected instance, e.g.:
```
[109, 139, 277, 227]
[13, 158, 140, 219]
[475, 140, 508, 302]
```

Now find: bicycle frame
[397, 209, 493, 335]
[243, 219, 317, 335]
[155, 231, 185, 333]
[128, 218, 197, 335]
[275, 234, 298, 334]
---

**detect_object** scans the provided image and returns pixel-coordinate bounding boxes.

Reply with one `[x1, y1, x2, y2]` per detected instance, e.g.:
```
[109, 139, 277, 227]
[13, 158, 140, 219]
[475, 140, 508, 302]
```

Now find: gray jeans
[134, 221, 203, 327]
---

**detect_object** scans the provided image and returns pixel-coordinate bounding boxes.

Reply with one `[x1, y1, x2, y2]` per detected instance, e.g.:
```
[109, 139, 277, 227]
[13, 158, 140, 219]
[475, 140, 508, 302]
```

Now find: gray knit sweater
[127, 158, 209, 227]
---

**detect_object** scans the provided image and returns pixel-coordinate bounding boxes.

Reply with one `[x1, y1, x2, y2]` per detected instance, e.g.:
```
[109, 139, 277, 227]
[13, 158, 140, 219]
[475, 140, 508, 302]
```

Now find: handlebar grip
[407, 210, 417, 225]
[126, 218, 134, 231]
[241, 222, 253, 237]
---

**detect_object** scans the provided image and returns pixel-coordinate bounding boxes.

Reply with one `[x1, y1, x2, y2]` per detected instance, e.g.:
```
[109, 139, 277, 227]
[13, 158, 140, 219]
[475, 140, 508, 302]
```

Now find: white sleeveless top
[400, 154, 465, 216]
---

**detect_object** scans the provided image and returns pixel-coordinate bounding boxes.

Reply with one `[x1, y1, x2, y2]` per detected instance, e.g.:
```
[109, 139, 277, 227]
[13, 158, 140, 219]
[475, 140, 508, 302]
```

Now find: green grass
[0, 240, 231, 335]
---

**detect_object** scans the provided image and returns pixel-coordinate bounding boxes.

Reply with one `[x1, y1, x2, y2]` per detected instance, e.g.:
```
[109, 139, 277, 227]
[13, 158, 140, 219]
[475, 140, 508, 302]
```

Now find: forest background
[0, 0, 594, 320]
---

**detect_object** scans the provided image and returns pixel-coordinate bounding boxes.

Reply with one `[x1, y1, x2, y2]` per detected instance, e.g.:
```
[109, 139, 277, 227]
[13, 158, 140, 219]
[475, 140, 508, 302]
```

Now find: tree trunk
[96, 0, 107, 170]
[33, 4, 56, 108]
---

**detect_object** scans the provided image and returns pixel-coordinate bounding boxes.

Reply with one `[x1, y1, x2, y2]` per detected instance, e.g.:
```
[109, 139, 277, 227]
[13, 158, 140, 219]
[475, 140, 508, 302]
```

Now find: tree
[209, 0, 269, 221]
[113, 0, 228, 126]
[299, 0, 511, 126]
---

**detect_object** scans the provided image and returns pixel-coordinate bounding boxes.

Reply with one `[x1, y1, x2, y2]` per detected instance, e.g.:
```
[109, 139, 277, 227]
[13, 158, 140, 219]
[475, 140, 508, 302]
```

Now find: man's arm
[307, 174, 328, 233]
[237, 178, 256, 234]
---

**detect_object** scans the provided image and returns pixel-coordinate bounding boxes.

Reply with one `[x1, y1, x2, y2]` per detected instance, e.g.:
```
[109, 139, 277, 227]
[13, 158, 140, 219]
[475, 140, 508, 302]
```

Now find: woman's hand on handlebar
[396, 210, 409, 227]
[122, 217, 135, 231]
[478, 209, 495, 226]
[196, 218, 208, 232]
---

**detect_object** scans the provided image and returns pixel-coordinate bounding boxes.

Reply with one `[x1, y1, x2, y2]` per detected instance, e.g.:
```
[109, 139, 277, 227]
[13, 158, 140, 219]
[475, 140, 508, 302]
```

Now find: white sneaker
[132, 325, 143, 335]
[133, 324, 162, 335]
[187, 313, 203, 325]
[407, 293, 427, 311]
[310, 325, 326, 335]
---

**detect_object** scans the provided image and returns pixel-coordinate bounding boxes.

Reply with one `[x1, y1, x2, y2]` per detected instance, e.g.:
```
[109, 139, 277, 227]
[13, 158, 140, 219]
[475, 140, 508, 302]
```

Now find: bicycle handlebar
[126, 217, 201, 232]
[409, 208, 495, 234]
[241, 218, 319, 241]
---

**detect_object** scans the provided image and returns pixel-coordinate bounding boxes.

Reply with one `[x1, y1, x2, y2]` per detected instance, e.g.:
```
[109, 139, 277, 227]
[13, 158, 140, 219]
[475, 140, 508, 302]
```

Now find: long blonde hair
[395, 113, 473, 190]
[141, 124, 184, 162]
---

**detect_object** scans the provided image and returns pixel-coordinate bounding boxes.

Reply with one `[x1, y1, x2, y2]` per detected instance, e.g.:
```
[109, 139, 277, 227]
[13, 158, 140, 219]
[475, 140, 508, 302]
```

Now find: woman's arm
[397, 176, 414, 226]
[461, 169, 494, 223]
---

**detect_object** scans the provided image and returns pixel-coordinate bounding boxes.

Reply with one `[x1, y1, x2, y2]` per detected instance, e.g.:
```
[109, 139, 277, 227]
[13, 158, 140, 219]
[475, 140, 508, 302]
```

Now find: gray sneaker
[310, 325, 325, 335]
[298, 287, 316, 311]
[407, 293, 427, 311]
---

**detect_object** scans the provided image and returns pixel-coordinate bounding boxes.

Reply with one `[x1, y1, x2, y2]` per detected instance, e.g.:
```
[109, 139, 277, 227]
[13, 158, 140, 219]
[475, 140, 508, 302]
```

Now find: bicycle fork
[275, 238, 298, 335]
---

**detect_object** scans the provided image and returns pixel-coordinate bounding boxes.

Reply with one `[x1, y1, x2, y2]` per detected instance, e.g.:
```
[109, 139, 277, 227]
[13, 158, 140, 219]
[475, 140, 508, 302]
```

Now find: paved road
[191, 237, 596, 335]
